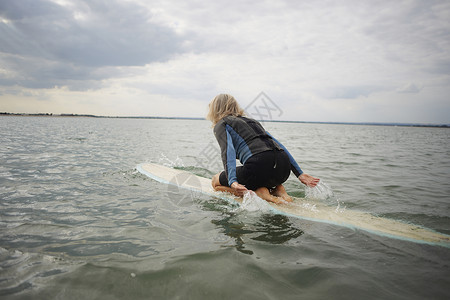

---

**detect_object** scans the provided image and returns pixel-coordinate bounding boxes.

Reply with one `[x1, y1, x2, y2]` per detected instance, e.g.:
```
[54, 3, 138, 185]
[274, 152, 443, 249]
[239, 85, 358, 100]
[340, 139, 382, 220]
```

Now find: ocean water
[0, 116, 449, 299]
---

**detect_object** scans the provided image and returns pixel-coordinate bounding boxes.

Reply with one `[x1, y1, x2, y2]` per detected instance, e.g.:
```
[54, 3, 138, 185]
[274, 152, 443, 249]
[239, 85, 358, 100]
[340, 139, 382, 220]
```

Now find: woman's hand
[299, 173, 320, 187]
[231, 182, 248, 196]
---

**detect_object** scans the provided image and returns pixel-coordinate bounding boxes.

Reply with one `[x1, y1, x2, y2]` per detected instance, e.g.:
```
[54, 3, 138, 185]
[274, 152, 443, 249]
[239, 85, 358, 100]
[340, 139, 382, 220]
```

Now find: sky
[0, 0, 449, 124]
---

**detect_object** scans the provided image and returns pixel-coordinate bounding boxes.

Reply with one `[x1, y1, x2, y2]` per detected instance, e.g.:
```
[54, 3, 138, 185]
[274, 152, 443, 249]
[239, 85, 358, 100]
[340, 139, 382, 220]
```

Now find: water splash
[305, 181, 346, 213]
[305, 181, 334, 199]
[158, 153, 185, 168]
[299, 202, 319, 212]
[238, 191, 273, 213]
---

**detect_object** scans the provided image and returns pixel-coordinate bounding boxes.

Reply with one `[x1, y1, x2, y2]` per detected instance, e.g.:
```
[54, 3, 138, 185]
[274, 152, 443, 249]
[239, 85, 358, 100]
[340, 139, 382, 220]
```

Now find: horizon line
[1, 112, 449, 128]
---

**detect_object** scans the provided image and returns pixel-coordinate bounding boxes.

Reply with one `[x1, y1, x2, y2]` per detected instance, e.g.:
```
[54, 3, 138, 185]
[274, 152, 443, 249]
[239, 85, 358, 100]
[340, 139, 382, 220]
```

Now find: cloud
[0, 52, 101, 89]
[318, 86, 386, 99]
[0, 0, 449, 123]
[362, 1, 450, 71]
[396, 83, 422, 93]
[0, 0, 187, 89]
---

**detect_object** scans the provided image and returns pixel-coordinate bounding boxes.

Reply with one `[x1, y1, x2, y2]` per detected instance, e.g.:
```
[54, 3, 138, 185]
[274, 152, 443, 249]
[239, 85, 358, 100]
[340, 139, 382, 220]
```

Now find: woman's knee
[211, 173, 221, 188]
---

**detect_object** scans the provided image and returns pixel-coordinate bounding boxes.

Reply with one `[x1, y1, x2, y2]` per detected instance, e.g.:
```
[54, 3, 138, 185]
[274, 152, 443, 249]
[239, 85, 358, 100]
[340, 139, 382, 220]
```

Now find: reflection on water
[250, 214, 304, 243]
[211, 214, 304, 255]
[204, 198, 304, 255]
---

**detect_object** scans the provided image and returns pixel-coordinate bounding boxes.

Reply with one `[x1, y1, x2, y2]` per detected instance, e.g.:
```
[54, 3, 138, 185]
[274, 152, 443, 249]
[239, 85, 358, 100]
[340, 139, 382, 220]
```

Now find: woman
[207, 94, 320, 204]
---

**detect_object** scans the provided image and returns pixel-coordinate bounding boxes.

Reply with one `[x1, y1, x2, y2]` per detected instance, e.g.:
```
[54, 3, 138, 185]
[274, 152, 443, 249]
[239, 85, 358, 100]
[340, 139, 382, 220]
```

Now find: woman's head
[206, 94, 245, 125]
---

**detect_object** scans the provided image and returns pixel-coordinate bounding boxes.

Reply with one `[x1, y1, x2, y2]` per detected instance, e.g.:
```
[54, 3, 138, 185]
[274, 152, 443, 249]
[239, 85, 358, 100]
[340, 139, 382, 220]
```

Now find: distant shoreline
[1, 112, 448, 128]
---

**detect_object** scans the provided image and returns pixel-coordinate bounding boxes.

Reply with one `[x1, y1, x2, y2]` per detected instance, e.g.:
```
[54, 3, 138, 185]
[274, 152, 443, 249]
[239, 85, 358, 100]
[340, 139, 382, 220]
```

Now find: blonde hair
[206, 94, 245, 125]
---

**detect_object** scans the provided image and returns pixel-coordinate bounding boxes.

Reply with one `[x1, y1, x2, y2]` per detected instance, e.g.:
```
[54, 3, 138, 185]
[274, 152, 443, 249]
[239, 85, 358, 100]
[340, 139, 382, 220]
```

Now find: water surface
[1, 116, 449, 299]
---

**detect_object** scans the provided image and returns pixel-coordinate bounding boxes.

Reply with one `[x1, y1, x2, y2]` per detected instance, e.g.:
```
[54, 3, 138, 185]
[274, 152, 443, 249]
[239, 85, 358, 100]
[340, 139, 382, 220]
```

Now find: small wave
[0, 248, 75, 297]
[155, 153, 215, 178]
[67, 137, 87, 142]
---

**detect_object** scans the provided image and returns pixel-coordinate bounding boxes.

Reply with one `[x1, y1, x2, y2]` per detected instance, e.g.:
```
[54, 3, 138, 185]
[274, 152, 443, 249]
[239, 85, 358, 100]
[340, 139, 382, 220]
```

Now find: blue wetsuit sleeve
[225, 130, 237, 186]
[266, 131, 304, 177]
[214, 121, 238, 186]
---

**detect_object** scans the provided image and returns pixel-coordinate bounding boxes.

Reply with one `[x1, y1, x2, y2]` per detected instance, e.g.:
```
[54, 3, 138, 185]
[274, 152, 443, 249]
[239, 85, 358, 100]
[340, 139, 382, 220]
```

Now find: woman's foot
[255, 187, 286, 204]
[211, 173, 241, 196]
[271, 185, 293, 202]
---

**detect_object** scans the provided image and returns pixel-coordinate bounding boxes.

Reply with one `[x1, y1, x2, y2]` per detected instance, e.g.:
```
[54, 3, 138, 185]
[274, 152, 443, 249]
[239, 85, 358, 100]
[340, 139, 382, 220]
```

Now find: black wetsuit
[214, 116, 304, 190]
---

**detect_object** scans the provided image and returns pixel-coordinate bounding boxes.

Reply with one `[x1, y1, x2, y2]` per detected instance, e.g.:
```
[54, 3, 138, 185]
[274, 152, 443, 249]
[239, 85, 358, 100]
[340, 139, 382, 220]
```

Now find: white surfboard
[137, 163, 450, 247]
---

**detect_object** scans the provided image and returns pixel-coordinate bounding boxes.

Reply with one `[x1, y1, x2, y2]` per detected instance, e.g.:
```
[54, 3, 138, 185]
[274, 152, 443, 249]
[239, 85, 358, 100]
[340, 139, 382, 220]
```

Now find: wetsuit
[214, 116, 304, 190]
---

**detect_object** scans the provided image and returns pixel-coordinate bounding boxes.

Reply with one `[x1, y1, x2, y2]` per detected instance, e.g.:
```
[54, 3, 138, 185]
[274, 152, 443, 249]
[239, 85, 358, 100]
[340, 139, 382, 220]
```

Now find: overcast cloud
[0, 0, 449, 123]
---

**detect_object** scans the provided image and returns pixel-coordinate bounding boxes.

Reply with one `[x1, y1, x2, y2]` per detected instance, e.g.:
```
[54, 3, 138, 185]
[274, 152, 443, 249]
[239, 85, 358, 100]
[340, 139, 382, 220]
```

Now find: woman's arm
[266, 131, 320, 187]
[265, 131, 303, 177]
[214, 121, 238, 186]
